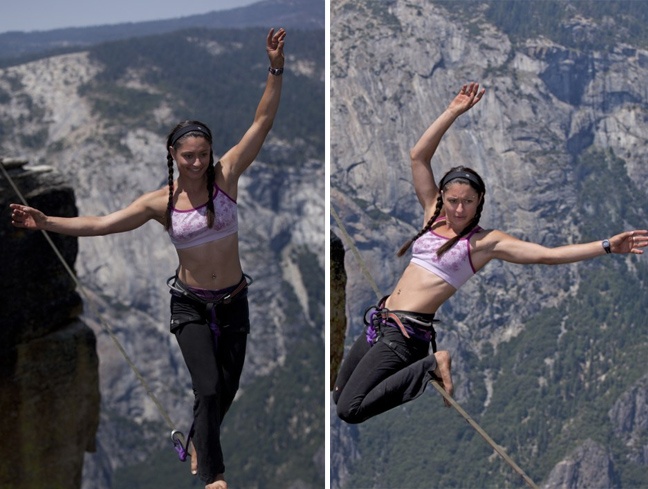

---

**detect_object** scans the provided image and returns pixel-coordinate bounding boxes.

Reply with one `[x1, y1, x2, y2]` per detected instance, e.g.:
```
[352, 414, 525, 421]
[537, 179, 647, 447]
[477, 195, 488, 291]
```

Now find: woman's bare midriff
[174, 233, 243, 289]
[385, 263, 458, 313]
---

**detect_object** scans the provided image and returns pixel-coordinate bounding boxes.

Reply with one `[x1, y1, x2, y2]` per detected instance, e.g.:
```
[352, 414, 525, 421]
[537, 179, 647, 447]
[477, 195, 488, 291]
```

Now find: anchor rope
[331, 203, 539, 489]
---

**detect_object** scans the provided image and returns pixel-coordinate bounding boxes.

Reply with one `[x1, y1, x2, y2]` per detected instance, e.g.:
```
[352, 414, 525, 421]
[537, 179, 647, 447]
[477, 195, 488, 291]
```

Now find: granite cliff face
[543, 439, 617, 489]
[609, 373, 648, 466]
[330, 1, 648, 487]
[0, 159, 100, 489]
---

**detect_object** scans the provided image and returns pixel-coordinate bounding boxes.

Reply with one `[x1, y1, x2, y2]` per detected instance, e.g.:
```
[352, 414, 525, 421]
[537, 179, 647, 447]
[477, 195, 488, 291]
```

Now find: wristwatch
[602, 239, 611, 254]
[268, 66, 284, 76]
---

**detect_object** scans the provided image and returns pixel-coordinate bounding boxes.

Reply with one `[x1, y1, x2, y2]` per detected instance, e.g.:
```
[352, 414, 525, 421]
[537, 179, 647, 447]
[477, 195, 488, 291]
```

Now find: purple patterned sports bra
[168, 184, 238, 250]
[410, 221, 482, 289]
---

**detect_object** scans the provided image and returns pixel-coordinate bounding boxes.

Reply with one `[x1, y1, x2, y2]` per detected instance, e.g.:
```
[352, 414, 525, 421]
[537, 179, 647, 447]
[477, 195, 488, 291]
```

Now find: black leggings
[171, 288, 250, 483]
[333, 325, 437, 424]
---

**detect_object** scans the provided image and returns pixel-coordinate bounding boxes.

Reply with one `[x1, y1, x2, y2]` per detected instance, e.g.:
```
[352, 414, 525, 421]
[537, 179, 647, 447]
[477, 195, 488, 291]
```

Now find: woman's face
[170, 136, 211, 180]
[441, 182, 481, 226]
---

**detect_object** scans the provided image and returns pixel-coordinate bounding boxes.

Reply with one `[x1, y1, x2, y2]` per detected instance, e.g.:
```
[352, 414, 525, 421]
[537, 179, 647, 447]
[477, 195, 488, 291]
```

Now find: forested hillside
[80, 28, 324, 163]
[437, 0, 648, 50]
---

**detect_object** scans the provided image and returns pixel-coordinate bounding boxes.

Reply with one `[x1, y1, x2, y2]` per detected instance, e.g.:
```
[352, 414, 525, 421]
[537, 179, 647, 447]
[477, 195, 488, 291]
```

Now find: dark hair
[164, 120, 216, 231]
[397, 166, 485, 257]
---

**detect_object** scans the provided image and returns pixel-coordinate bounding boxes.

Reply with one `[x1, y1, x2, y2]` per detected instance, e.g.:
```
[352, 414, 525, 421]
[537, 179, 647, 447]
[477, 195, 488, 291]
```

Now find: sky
[0, 0, 259, 34]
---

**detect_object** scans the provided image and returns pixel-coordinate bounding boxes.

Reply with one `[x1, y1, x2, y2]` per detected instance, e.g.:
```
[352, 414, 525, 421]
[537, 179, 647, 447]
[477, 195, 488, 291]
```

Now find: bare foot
[432, 350, 454, 407]
[190, 441, 198, 475]
[205, 474, 227, 489]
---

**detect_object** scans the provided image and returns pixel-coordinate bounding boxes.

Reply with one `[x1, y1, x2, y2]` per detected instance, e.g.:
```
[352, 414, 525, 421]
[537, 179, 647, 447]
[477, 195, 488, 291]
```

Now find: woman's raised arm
[220, 28, 286, 181]
[410, 83, 485, 213]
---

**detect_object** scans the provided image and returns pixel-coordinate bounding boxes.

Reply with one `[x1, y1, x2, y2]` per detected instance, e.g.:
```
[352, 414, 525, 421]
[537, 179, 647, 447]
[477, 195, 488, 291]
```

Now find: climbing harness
[363, 296, 438, 363]
[167, 274, 251, 342]
[167, 273, 253, 304]
[331, 204, 539, 489]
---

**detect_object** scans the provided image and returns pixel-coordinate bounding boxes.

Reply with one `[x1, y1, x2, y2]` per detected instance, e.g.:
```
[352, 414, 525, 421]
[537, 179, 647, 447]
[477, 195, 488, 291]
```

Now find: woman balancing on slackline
[10, 28, 286, 489]
[333, 82, 648, 424]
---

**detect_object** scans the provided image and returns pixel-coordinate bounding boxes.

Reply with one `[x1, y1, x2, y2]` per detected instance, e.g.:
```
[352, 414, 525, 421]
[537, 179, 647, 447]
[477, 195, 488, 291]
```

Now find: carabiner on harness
[171, 422, 195, 462]
[171, 430, 189, 462]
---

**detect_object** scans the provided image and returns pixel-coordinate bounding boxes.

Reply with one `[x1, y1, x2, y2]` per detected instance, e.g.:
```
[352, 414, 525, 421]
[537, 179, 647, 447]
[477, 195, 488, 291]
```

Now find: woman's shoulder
[144, 185, 169, 201]
[470, 228, 506, 249]
[470, 228, 519, 269]
[132, 186, 170, 213]
[471, 228, 527, 256]
[473, 228, 511, 242]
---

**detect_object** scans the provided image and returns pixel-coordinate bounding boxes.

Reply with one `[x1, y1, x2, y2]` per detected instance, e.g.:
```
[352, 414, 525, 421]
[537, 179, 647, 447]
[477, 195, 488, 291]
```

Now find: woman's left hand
[266, 28, 286, 69]
[611, 230, 648, 254]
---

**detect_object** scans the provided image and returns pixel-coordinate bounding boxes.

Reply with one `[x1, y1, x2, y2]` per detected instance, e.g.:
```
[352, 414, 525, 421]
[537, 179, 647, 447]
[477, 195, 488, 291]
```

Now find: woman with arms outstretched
[333, 82, 648, 424]
[10, 27, 287, 489]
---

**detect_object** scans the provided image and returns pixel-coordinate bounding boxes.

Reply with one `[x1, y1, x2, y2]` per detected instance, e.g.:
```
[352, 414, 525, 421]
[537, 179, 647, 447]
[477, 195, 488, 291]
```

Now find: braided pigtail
[396, 194, 444, 257]
[164, 151, 175, 231]
[436, 197, 484, 257]
[206, 153, 216, 229]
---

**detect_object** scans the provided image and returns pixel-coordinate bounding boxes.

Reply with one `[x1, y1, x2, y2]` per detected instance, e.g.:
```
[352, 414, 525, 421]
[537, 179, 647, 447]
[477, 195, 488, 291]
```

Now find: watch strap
[602, 239, 611, 254]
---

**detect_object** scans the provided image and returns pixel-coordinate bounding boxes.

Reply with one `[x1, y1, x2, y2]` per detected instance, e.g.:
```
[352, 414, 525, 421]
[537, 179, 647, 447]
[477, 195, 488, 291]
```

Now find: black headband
[170, 124, 211, 147]
[440, 171, 484, 192]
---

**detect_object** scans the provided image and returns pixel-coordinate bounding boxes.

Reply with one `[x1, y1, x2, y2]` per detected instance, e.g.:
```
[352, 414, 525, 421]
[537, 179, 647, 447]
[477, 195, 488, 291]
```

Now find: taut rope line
[331, 203, 539, 489]
[330, 203, 382, 300]
[1, 160, 179, 434]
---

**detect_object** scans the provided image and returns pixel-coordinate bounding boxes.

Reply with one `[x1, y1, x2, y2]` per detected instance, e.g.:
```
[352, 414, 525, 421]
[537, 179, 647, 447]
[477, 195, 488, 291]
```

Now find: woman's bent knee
[336, 402, 363, 424]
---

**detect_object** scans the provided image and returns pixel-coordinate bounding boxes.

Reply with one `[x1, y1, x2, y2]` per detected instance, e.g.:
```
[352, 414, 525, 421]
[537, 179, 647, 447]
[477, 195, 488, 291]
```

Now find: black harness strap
[363, 296, 439, 356]
[167, 273, 253, 305]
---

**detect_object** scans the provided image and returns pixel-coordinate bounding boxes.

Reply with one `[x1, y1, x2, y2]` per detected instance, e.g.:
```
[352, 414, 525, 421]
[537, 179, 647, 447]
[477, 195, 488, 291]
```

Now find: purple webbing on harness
[183, 286, 229, 347]
[209, 307, 220, 345]
[365, 309, 380, 345]
[408, 323, 433, 343]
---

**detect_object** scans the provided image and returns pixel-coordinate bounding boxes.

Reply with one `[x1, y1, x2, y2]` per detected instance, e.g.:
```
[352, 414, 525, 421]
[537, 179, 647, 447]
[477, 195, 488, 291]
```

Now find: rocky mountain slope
[0, 23, 324, 489]
[330, 1, 648, 488]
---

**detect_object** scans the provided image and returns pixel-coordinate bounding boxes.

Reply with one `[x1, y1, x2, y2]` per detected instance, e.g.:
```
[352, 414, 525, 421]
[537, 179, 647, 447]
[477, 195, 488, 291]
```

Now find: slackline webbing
[1, 159, 180, 436]
[331, 203, 539, 489]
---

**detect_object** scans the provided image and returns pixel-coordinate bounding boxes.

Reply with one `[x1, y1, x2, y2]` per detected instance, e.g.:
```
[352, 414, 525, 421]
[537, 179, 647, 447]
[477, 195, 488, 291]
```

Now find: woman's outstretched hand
[266, 28, 286, 69]
[9, 203, 47, 230]
[447, 82, 485, 116]
[611, 230, 648, 254]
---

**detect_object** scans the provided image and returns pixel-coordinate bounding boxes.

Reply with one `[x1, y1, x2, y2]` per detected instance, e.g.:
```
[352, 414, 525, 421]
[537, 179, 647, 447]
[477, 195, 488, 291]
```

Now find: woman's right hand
[447, 82, 485, 116]
[9, 203, 47, 230]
